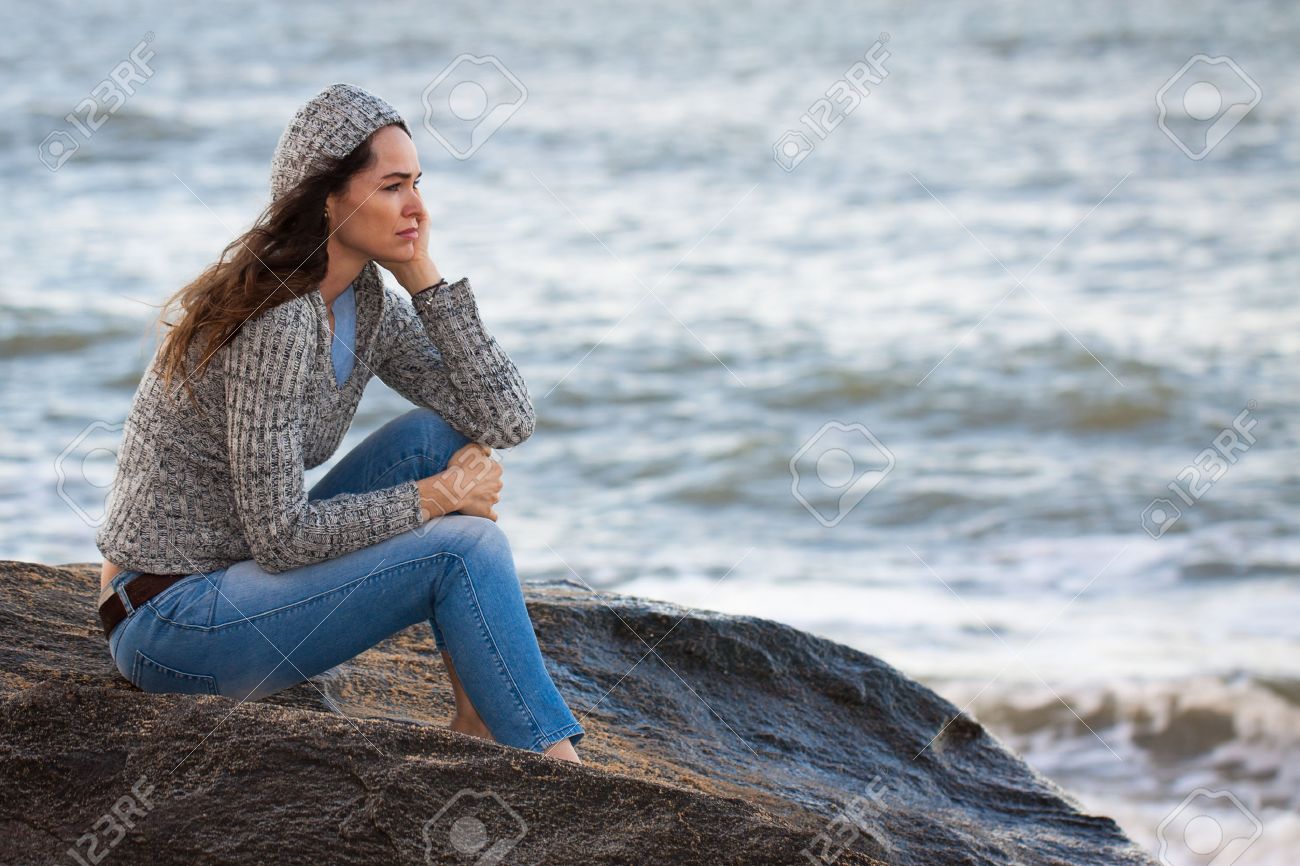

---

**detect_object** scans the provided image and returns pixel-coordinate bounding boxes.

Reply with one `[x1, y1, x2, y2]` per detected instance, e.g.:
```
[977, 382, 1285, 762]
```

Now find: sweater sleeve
[222, 300, 426, 574]
[373, 276, 535, 449]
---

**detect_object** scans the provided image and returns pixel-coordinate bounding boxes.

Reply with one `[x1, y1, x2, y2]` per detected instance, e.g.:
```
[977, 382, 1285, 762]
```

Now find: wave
[940, 673, 1300, 812]
[0, 327, 142, 359]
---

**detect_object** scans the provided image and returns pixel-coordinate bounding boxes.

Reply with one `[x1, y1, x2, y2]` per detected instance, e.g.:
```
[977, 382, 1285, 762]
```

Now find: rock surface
[0, 560, 1155, 865]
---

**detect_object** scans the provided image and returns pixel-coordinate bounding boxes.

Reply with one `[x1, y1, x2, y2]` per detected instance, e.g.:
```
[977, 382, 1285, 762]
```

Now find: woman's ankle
[543, 736, 581, 763]
[448, 713, 493, 741]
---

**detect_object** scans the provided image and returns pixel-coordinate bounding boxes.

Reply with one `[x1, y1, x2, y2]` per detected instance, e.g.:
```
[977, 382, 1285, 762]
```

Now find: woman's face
[325, 124, 425, 262]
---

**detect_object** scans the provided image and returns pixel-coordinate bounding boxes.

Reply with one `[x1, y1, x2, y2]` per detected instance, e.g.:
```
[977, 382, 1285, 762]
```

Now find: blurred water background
[2, 1, 1297, 861]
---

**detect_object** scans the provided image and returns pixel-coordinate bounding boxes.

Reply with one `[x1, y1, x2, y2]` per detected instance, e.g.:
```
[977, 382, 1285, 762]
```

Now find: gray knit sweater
[95, 261, 534, 575]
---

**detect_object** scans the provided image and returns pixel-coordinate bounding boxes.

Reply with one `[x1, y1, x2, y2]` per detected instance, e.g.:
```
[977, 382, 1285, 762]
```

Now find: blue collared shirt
[330, 282, 357, 387]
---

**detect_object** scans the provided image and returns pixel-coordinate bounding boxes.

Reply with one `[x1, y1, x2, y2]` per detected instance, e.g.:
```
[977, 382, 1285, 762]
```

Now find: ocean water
[2, 0, 1297, 861]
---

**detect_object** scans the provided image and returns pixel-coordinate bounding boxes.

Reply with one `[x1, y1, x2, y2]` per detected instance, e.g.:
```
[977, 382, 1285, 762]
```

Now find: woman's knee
[439, 514, 511, 554]
[422, 515, 515, 581]
[368, 409, 474, 486]
[401, 407, 471, 445]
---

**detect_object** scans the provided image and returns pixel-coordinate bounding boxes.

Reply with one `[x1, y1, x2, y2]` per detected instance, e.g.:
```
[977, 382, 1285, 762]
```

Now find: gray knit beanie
[269, 83, 411, 203]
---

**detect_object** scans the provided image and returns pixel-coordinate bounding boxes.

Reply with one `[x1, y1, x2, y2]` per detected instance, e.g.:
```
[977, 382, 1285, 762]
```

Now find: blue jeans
[105, 408, 585, 753]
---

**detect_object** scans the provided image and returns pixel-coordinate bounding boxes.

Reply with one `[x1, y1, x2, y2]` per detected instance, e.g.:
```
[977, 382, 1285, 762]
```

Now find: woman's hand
[417, 442, 503, 522]
[374, 209, 443, 295]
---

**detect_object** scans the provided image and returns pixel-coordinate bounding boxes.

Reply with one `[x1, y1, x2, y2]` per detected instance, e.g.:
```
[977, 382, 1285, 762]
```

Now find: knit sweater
[95, 260, 534, 575]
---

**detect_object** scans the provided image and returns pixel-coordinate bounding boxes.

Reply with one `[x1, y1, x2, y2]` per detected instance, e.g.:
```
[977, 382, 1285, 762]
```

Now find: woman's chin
[386, 240, 417, 259]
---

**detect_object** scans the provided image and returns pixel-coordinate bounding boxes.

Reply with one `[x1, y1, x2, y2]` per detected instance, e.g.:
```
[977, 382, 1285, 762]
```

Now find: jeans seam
[371, 453, 430, 488]
[537, 722, 584, 751]
[452, 552, 548, 747]
[205, 571, 223, 626]
[149, 553, 454, 633]
[430, 617, 448, 653]
[131, 648, 221, 695]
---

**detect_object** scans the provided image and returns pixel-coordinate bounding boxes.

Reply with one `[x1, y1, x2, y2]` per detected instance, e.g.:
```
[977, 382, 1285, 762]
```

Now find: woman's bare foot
[440, 650, 581, 762]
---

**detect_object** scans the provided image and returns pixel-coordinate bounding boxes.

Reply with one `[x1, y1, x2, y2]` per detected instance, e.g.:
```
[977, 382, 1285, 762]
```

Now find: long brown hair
[152, 123, 404, 408]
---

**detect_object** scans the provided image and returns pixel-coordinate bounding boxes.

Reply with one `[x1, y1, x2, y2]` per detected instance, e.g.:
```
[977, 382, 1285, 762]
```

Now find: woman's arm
[223, 299, 426, 574]
[372, 277, 535, 449]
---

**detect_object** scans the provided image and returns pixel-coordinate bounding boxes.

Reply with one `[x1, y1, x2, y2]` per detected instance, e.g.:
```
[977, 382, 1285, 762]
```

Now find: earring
[323, 208, 330, 221]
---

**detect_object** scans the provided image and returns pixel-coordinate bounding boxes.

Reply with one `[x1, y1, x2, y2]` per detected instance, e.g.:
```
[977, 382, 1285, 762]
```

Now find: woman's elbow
[484, 406, 535, 449]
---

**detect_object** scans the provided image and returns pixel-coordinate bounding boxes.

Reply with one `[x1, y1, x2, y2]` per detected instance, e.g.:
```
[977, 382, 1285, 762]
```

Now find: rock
[0, 560, 1154, 865]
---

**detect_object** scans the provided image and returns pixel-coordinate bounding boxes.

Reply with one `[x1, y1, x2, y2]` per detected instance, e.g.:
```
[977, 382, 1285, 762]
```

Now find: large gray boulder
[0, 560, 1154, 865]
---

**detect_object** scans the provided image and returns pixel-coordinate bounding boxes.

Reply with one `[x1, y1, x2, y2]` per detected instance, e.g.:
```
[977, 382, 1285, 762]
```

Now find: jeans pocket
[130, 649, 220, 696]
[145, 572, 222, 628]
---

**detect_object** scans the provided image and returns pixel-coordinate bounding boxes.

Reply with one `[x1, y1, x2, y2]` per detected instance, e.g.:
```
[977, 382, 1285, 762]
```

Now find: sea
[2, 1, 1296, 862]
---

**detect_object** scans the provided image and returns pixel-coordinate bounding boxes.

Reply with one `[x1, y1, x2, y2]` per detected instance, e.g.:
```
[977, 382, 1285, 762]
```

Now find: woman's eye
[386, 181, 421, 192]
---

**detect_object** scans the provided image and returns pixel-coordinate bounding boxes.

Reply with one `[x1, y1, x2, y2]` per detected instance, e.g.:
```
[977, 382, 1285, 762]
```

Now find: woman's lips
[397, 229, 419, 239]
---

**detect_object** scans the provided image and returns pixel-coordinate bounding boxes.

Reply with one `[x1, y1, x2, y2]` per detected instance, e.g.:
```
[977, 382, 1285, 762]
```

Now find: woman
[95, 83, 584, 762]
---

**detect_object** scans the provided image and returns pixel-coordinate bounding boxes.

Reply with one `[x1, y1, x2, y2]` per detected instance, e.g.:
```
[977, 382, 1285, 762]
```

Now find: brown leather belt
[99, 572, 190, 639]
